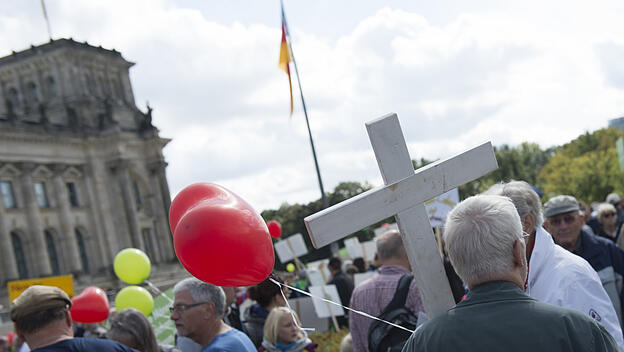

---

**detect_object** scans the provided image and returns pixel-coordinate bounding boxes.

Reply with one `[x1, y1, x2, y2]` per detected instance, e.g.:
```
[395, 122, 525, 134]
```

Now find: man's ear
[14, 323, 25, 342]
[512, 238, 526, 268]
[203, 302, 215, 320]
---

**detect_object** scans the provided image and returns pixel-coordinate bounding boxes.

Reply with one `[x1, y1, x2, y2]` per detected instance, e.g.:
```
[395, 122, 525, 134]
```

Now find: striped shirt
[348, 265, 424, 352]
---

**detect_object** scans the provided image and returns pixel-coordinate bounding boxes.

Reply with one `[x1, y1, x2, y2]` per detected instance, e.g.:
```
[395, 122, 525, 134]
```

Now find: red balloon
[169, 183, 275, 286]
[267, 220, 282, 238]
[70, 286, 110, 323]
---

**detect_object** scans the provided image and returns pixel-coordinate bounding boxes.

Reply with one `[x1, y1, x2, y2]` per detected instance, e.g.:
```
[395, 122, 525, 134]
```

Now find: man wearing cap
[486, 181, 624, 348]
[10, 285, 136, 351]
[544, 195, 624, 328]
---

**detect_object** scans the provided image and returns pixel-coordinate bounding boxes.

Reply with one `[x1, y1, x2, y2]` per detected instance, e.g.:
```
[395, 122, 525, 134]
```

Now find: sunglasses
[547, 214, 578, 226]
[603, 212, 616, 218]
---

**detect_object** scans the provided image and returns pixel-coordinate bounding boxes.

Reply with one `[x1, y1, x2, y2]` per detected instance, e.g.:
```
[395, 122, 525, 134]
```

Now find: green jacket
[402, 281, 618, 352]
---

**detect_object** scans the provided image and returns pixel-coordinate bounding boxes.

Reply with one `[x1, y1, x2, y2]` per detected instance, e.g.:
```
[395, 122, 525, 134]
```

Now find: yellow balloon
[114, 248, 151, 284]
[115, 286, 154, 316]
[286, 263, 295, 272]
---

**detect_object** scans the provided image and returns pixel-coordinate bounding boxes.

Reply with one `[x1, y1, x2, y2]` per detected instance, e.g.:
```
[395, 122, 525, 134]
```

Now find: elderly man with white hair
[485, 181, 624, 349]
[402, 195, 618, 352]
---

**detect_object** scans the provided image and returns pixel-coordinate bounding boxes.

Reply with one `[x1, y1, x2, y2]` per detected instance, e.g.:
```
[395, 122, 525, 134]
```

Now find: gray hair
[484, 180, 544, 230]
[108, 308, 159, 352]
[173, 278, 226, 317]
[444, 195, 524, 287]
[376, 230, 407, 261]
[598, 203, 617, 220]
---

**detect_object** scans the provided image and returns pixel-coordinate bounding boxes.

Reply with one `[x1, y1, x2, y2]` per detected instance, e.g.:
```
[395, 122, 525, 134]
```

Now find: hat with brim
[10, 285, 71, 322]
[544, 195, 580, 218]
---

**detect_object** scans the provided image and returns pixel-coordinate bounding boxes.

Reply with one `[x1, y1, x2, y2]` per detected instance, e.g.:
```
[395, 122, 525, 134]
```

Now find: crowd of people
[3, 183, 624, 352]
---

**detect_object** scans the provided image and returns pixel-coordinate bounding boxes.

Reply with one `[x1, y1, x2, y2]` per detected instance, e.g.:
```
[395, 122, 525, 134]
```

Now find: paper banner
[309, 285, 345, 318]
[147, 287, 175, 346]
[274, 233, 309, 263]
[354, 272, 377, 287]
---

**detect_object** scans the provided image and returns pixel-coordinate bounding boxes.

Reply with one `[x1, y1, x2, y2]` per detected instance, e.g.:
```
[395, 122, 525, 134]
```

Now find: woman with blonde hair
[258, 307, 317, 352]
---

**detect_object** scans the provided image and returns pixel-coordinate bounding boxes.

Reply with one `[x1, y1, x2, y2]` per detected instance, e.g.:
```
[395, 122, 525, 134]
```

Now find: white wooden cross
[304, 113, 498, 318]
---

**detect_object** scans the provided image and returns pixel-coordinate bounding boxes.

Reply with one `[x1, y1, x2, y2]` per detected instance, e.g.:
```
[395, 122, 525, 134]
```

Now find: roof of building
[0, 38, 132, 66]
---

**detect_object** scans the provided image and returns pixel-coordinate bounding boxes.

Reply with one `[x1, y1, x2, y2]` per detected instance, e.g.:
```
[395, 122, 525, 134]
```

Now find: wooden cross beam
[304, 113, 498, 318]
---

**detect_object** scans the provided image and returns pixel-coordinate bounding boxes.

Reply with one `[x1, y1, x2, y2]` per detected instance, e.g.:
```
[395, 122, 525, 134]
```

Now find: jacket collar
[457, 281, 532, 309]
[526, 226, 555, 291]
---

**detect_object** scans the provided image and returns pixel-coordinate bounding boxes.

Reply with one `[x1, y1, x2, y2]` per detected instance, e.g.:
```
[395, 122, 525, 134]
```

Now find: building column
[149, 160, 175, 261]
[19, 162, 52, 277]
[110, 159, 144, 251]
[52, 165, 82, 273]
[0, 189, 19, 282]
[83, 159, 116, 269]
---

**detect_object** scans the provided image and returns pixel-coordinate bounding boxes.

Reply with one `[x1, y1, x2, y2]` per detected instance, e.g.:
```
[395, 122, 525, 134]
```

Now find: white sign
[309, 285, 345, 318]
[307, 269, 326, 287]
[425, 188, 460, 227]
[354, 272, 377, 286]
[344, 237, 362, 259]
[362, 240, 376, 262]
[274, 233, 308, 263]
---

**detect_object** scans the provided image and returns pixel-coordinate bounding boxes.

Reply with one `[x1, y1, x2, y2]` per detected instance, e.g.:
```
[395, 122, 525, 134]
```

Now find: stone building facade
[0, 39, 176, 297]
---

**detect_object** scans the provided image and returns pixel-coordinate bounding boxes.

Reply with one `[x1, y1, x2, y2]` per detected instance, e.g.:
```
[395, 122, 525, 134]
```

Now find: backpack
[368, 274, 419, 352]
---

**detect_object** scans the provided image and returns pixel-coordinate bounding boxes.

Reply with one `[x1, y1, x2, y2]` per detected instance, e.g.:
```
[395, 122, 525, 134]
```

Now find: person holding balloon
[243, 276, 288, 348]
[170, 278, 255, 352]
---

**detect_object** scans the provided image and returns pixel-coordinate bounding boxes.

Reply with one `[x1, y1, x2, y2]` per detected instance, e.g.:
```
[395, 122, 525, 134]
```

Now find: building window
[11, 232, 28, 279]
[0, 180, 17, 208]
[75, 229, 90, 274]
[142, 228, 155, 261]
[47, 76, 57, 98]
[66, 182, 79, 207]
[34, 181, 50, 208]
[8, 87, 20, 108]
[45, 230, 61, 275]
[27, 82, 39, 102]
[133, 181, 142, 207]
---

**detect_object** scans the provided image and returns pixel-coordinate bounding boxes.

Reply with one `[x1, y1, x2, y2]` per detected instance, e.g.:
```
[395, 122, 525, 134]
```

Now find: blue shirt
[32, 338, 137, 352]
[202, 329, 256, 352]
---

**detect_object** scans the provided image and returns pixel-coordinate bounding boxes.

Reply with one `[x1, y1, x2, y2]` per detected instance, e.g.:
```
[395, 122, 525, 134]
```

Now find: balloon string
[145, 281, 173, 303]
[274, 278, 315, 331]
[269, 278, 415, 334]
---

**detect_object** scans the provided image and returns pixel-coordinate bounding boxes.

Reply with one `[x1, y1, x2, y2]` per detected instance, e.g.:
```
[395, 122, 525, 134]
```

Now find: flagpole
[282, 5, 329, 209]
[40, 0, 53, 40]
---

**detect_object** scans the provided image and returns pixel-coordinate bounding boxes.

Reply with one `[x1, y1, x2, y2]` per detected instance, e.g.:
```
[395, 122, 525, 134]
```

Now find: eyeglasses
[603, 212, 616, 218]
[169, 302, 209, 314]
[547, 214, 578, 226]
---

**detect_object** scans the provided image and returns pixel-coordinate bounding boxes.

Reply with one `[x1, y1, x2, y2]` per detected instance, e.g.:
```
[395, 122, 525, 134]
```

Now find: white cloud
[2, 1, 624, 211]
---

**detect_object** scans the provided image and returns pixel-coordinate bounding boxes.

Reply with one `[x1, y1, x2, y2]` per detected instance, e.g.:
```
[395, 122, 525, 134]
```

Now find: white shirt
[527, 226, 624, 350]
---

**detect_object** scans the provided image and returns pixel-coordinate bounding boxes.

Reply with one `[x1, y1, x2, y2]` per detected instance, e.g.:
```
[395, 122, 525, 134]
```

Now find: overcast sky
[2, 0, 624, 212]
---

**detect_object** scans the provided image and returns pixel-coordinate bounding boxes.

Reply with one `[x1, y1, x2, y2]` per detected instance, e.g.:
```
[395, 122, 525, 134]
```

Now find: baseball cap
[10, 285, 71, 322]
[544, 195, 580, 218]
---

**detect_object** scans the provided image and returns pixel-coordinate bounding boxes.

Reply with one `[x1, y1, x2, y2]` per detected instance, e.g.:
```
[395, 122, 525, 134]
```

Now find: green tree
[539, 128, 624, 203]
[459, 142, 555, 198]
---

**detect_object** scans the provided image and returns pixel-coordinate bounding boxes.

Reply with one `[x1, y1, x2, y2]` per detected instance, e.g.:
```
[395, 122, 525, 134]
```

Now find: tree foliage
[455, 142, 556, 198]
[538, 128, 624, 203]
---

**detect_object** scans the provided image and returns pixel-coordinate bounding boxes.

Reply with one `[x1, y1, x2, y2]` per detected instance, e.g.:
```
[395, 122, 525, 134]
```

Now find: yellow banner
[8, 275, 74, 302]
